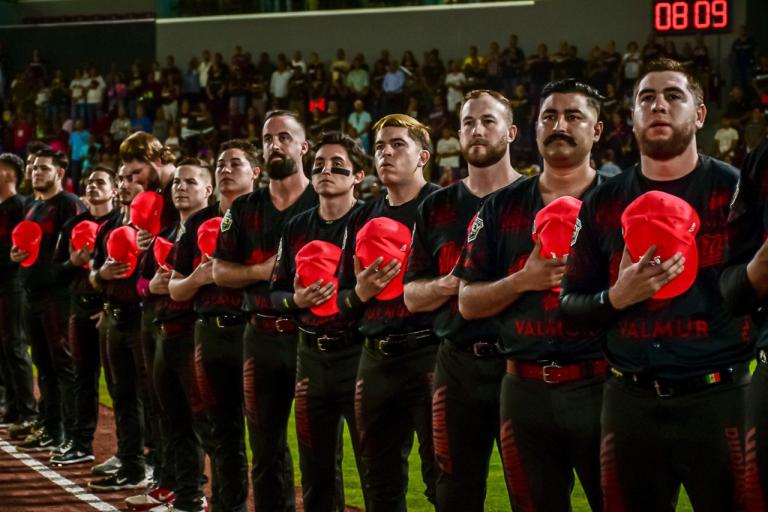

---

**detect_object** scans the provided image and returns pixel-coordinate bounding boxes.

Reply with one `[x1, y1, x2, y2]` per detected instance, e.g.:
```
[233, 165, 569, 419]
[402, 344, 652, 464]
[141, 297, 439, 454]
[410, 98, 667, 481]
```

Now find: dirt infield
[0, 404, 361, 512]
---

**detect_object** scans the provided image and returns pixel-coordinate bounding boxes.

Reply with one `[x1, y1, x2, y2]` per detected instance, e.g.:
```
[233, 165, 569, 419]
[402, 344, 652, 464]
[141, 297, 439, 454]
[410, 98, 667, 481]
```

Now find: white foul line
[0, 438, 118, 512]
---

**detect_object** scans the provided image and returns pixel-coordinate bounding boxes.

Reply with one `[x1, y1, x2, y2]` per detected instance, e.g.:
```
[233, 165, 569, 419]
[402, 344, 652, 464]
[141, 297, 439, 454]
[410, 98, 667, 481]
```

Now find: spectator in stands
[744, 107, 767, 152]
[502, 33, 526, 94]
[435, 126, 460, 185]
[70, 67, 88, 121]
[152, 107, 169, 143]
[347, 99, 372, 151]
[598, 148, 622, 178]
[110, 104, 131, 144]
[421, 49, 446, 96]
[269, 54, 293, 109]
[68, 118, 89, 191]
[731, 25, 757, 88]
[445, 60, 467, 114]
[182, 57, 201, 103]
[48, 70, 69, 126]
[641, 33, 664, 63]
[528, 43, 552, 97]
[485, 41, 503, 91]
[346, 55, 370, 100]
[198, 49, 212, 89]
[291, 50, 307, 74]
[130, 103, 152, 133]
[426, 95, 449, 139]
[586, 45, 610, 91]
[602, 40, 622, 84]
[381, 60, 406, 115]
[552, 41, 571, 80]
[463, 45, 486, 86]
[85, 68, 105, 127]
[331, 48, 350, 83]
[227, 67, 248, 115]
[620, 41, 642, 94]
[714, 117, 739, 163]
[26, 49, 47, 88]
[127, 62, 144, 118]
[725, 85, 754, 128]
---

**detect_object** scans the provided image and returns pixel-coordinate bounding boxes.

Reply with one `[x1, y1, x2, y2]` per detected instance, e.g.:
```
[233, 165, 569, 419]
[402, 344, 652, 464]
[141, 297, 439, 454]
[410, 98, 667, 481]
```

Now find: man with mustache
[560, 59, 753, 510]
[166, 140, 259, 512]
[213, 110, 318, 512]
[402, 89, 522, 511]
[270, 131, 367, 512]
[336, 114, 440, 511]
[12, 149, 85, 454]
[50, 165, 121, 466]
[0, 153, 36, 436]
[455, 80, 606, 511]
[88, 162, 150, 491]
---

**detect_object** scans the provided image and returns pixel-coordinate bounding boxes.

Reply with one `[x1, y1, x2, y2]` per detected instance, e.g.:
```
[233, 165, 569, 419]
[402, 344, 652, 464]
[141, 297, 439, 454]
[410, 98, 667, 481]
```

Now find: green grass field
[98, 370, 695, 511]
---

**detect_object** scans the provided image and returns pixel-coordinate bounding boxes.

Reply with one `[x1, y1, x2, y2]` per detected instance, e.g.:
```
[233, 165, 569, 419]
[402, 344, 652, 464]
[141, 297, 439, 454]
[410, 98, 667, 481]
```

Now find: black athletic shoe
[89, 473, 149, 491]
[91, 455, 122, 476]
[50, 446, 95, 466]
[8, 419, 39, 440]
[17, 430, 60, 453]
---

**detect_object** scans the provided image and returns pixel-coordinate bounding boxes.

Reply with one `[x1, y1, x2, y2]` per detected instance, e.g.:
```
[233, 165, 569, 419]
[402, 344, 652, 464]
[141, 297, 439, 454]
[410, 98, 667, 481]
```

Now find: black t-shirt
[721, 141, 768, 350]
[404, 180, 505, 345]
[271, 202, 363, 331]
[160, 180, 179, 230]
[20, 191, 85, 294]
[172, 203, 243, 315]
[54, 208, 122, 298]
[214, 185, 319, 313]
[454, 175, 602, 360]
[0, 194, 27, 288]
[92, 210, 141, 305]
[337, 183, 440, 337]
[562, 155, 753, 378]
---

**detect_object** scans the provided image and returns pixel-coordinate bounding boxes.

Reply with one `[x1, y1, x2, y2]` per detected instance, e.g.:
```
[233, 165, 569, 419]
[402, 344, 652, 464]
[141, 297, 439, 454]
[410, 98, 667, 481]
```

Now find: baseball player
[560, 58, 753, 511]
[12, 149, 85, 453]
[403, 89, 523, 511]
[336, 114, 440, 511]
[50, 165, 121, 466]
[213, 110, 318, 512]
[456, 80, 607, 511]
[270, 131, 366, 512]
[167, 140, 259, 512]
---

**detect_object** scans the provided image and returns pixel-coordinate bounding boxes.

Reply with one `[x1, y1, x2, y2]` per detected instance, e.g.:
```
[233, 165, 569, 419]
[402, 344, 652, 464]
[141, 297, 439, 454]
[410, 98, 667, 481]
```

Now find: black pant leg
[68, 310, 101, 450]
[0, 287, 36, 420]
[242, 324, 297, 512]
[745, 361, 768, 511]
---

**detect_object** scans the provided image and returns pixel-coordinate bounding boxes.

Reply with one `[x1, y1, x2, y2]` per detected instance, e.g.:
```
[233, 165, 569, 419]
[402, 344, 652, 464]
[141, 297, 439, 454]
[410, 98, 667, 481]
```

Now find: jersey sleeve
[270, 224, 299, 312]
[452, 201, 497, 282]
[172, 217, 197, 277]
[213, 199, 246, 263]
[403, 200, 438, 283]
[336, 210, 366, 317]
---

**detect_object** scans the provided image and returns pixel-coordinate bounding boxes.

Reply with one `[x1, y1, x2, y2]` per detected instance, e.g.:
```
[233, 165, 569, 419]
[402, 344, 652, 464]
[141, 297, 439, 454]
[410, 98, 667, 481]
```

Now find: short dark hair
[26, 141, 50, 159]
[219, 139, 262, 168]
[312, 131, 370, 173]
[0, 153, 24, 183]
[540, 79, 605, 116]
[633, 58, 704, 105]
[176, 157, 214, 186]
[263, 110, 306, 136]
[35, 148, 69, 172]
[85, 165, 117, 187]
[460, 89, 515, 125]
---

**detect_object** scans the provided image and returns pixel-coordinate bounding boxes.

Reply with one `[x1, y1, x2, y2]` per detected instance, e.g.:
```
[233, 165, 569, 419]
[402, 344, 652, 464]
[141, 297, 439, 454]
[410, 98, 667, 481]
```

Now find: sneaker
[163, 497, 208, 512]
[89, 473, 148, 491]
[125, 487, 176, 511]
[91, 455, 122, 475]
[17, 430, 60, 453]
[49, 439, 73, 456]
[50, 447, 95, 466]
[145, 463, 155, 482]
[8, 419, 39, 440]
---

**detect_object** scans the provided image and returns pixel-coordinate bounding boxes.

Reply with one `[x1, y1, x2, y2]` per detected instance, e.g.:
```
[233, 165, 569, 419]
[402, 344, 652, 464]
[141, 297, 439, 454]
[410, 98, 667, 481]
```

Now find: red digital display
[653, 0, 731, 34]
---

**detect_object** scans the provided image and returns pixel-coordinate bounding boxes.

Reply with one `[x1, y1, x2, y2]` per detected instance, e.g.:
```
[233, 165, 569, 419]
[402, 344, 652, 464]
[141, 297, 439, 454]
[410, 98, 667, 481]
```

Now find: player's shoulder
[284, 205, 319, 232]
[485, 174, 537, 211]
[186, 203, 219, 229]
[418, 181, 460, 211]
[62, 210, 92, 231]
[739, 141, 768, 190]
[701, 154, 740, 184]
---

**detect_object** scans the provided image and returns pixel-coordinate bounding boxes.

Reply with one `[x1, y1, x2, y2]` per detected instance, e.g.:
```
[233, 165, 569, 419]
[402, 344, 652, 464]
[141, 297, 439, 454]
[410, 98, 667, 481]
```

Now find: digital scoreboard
[652, 0, 732, 34]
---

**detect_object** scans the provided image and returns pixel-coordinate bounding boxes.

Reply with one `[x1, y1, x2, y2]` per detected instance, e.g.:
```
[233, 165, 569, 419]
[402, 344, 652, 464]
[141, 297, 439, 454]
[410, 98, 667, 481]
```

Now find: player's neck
[269, 172, 310, 211]
[40, 186, 62, 201]
[539, 160, 595, 205]
[157, 163, 175, 188]
[319, 193, 356, 221]
[179, 204, 204, 224]
[89, 200, 113, 218]
[464, 160, 521, 197]
[640, 142, 699, 182]
[0, 184, 16, 202]
[386, 173, 426, 206]
[219, 188, 250, 214]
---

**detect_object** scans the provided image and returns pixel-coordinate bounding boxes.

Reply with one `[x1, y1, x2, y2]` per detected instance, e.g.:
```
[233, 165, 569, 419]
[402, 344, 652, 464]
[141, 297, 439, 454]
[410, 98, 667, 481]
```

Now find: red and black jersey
[20, 191, 85, 293]
[0, 194, 27, 288]
[721, 141, 768, 350]
[337, 182, 440, 338]
[172, 203, 243, 316]
[54, 208, 122, 297]
[454, 175, 602, 361]
[270, 202, 364, 331]
[404, 180, 510, 345]
[214, 185, 319, 314]
[140, 222, 195, 323]
[561, 155, 753, 378]
[92, 211, 140, 305]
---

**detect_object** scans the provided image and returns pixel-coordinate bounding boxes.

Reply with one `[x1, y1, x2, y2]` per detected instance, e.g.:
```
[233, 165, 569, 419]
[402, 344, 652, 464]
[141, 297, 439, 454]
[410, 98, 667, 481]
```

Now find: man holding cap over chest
[455, 79, 606, 511]
[336, 114, 440, 510]
[560, 59, 753, 510]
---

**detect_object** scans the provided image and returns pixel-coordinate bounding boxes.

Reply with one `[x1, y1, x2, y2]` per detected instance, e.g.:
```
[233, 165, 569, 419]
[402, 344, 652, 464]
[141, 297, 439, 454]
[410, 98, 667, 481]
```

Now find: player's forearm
[559, 289, 620, 328]
[212, 259, 260, 288]
[404, 277, 453, 313]
[168, 272, 200, 302]
[458, 274, 524, 320]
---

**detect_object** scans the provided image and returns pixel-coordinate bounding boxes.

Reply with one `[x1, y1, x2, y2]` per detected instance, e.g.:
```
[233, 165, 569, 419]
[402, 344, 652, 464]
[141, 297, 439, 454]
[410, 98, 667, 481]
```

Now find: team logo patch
[467, 217, 484, 243]
[570, 218, 582, 247]
[221, 210, 233, 232]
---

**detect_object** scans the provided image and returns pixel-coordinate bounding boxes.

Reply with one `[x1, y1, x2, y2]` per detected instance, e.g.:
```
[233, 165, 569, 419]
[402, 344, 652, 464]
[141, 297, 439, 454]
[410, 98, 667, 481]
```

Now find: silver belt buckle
[275, 317, 291, 333]
[317, 334, 331, 351]
[541, 362, 561, 384]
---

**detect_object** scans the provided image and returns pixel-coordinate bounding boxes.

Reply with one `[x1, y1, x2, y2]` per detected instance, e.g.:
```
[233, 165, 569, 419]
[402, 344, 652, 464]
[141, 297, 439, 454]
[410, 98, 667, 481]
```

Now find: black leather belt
[300, 328, 362, 352]
[75, 294, 102, 309]
[453, 340, 500, 358]
[200, 313, 245, 328]
[365, 329, 438, 357]
[249, 313, 297, 333]
[611, 365, 749, 398]
[104, 302, 141, 323]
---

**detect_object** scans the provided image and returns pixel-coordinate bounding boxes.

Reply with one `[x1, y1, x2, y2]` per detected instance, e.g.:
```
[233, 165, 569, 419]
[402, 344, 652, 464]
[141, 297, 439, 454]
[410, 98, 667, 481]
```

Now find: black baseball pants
[0, 285, 36, 422]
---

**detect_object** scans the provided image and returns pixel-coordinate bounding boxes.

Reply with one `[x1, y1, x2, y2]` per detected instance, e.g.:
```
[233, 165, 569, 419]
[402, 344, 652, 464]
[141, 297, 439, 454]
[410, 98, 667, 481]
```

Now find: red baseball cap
[106, 225, 140, 276]
[197, 217, 223, 258]
[71, 220, 99, 269]
[153, 236, 174, 270]
[295, 240, 343, 317]
[130, 191, 164, 236]
[11, 220, 42, 268]
[355, 217, 412, 301]
[621, 191, 700, 300]
[532, 196, 583, 258]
